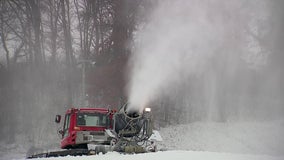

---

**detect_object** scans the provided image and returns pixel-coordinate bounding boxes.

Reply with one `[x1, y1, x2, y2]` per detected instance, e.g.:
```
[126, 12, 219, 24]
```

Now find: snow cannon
[109, 102, 161, 153]
[114, 103, 153, 139]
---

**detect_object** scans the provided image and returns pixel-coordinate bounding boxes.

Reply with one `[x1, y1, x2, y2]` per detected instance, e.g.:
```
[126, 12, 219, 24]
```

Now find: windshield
[77, 112, 109, 127]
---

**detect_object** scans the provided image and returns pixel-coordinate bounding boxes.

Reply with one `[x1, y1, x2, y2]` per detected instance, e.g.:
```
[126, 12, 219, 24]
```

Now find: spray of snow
[127, 0, 270, 113]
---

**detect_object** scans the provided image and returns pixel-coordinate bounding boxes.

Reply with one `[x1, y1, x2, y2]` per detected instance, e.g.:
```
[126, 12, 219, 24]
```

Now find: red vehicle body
[59, 108, 116, 149]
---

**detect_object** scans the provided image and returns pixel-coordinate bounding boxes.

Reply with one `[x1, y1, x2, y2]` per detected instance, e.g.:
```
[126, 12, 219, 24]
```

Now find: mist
[127, 0, 284, 121]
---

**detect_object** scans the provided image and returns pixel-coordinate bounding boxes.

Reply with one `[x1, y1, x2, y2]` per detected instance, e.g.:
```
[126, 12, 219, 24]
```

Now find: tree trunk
[0, 31, 10, 69]
[111, 0, 128, 55]
[29, 0, 43, 66]
[0, 1, 10, 68]
[61, 0, 74, 106]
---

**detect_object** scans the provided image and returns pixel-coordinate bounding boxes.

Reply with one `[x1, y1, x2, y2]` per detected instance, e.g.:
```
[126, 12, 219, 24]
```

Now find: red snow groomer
[27, 103, 162, 158]
[57, 107, 115, 150]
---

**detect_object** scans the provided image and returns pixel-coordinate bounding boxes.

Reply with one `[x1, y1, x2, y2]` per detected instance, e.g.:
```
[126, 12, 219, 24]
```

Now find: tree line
[0, 0, 150, 145]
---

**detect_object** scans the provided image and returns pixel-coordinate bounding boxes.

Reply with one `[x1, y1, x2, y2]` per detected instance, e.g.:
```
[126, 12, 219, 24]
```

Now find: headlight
[145, 108, 151, 112]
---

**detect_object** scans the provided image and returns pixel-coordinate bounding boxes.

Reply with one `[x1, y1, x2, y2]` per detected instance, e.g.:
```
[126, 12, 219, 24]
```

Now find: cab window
[77, 112, 109, 127]
[63, 114, 71, 138]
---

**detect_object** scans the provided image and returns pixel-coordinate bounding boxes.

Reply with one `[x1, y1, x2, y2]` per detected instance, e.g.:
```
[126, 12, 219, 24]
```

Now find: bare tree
[24, 0, 44, 66]
[0, 1, 10, 68]
[60, 0, 76, 106]
[44, 0, 61, 64]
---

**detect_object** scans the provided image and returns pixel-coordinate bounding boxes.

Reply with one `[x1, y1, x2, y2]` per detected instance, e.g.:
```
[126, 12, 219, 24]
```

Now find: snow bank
[1, 121, 284, 160]
[159, 121, 284, 156]
[14, 151, 284, 160]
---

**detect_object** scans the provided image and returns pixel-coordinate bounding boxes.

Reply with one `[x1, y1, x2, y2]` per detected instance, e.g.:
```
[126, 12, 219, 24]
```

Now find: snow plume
[126, 0, 280, 120]
[127, 0, 228, 112]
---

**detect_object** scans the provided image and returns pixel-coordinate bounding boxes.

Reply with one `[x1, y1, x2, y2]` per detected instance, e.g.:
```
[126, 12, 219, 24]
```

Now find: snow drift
[1, 121, 284, 160]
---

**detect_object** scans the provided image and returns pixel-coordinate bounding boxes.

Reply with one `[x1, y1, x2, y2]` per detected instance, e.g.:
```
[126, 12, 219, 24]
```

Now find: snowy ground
[1, 121, 284, 160]
[12, 151, 284, 160]
[158, 121, 284, 156]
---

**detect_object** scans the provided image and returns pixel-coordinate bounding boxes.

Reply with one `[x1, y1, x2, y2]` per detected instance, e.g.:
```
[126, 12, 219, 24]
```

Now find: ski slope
[159, 121, 284, 156]
[1, 121, 284, 160]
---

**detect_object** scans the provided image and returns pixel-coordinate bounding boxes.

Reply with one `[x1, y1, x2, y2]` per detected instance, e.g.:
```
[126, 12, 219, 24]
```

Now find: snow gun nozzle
[120, 102, 141, 119]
